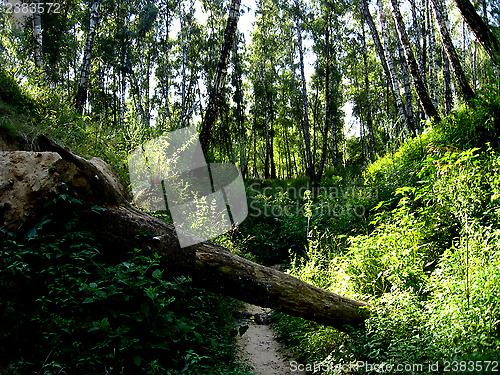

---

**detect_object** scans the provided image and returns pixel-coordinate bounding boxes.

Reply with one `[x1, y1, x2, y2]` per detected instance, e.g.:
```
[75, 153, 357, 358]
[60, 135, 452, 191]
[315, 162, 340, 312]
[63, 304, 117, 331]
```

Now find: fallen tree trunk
[0, 136, 369, 329]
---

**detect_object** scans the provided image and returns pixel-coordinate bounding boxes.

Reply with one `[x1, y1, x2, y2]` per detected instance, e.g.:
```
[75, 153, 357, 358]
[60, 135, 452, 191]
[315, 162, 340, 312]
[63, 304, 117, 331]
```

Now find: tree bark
[164, 5, 171, 118]
[317, 9, 333, 182]
[429, 9, 439, 109]
[264, 76, 271, 179]
[361, 0, 391, 80]
[33, 0, 43, 70]
[396, 39, 417, 134]
[443, 52, 454, 114]
[296, 15, 315, 181]
[453, 0, 500, 66]
[199, 0, 241, 156]
[361, 17, 375, 161]
[0, 138, 369, 330]
[382, 0, 416, 135]
[391, 0, 441, 121]
[431, 0, 475, 102]
[75, 1, 100, 114]
[370, 0, 415, 136]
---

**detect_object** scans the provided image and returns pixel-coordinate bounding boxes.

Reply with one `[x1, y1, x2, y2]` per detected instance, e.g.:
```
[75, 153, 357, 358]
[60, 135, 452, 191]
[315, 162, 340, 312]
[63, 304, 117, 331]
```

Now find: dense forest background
[1, 0, 500, 373]
[2, 0, 498, 177]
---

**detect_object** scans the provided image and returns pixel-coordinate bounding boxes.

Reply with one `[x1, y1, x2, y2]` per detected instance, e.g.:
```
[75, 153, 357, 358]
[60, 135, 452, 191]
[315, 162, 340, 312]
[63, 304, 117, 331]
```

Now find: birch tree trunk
[397, 40, 417, 134]
[442, 52, 454, 114]
[391, 0, 441, 121]
[431, 0, 475, 101]
[199, 0, 241, 155]
[75, 1, 100, 114]
[377, 0, 416, 136]
[129, 70, 146, 125]
[270, 105, 276, 179]
[361, 0, 391, 92]
[453, 0, 500, 66]
[164, 6, 171, 118]
[317, 9, 333, 182]
[361, 17, 375, 161]
[410, 0, 428, 95]
[429, 8, 439, 109]
[264, 78, 271, 179]
[33, 0, 43, 70]
[180, 1, 195, 123]
[296, 15, 315, 181]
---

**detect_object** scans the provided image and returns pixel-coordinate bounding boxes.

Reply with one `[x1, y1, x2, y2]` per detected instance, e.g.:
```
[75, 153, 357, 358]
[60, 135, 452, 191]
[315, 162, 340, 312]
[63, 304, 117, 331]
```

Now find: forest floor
[236, 304, 306, 375]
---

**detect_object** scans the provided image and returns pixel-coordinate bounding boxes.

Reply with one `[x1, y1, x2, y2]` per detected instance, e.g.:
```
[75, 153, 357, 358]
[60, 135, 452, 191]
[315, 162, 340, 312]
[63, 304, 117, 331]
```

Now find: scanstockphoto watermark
[289, 360, 480, 373]
[247, 183, 379, 219]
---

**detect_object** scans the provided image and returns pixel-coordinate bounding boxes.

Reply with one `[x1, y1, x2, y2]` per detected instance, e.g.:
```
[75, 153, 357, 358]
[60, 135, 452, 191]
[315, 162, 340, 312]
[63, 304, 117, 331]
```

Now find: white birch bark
[75, 1, 100, 113]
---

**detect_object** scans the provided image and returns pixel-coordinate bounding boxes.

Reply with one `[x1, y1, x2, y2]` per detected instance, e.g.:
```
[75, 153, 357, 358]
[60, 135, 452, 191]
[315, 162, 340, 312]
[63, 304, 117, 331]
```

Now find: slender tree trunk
[453, 0, 500, 65]
[317, 10, 333, 182]
[429, 8, 439, 109]
[375, 0, 415, 136]
[143, 37, 151, 128]
[33, 0, 43, 70]
[296, 15, 314, 181]
[284, 124, 292, 179]
[431, 0, 475, 101]
[397, 40, 417, 134]
[472, 40, 477, 89]
[443, 52, 454, 114]
[199, 0, 241, 155]
[75, 1, 100, 114]
[410, 1, 423, 121]
[180, 3, 187, 119]
[180, 1, 194, 123]
[264, 80, 271, 179]
[252, 95, 258, 178]
[391, 0, 441, 121]
[270, 111, 276, 179]
[129, 70, 146, 125]
[361, 17, 375, 161]
[331, 118, 338, 168]
[163, 5, 171, 119]
[361, 0, 390, 80]
[420, 0, 428, 90]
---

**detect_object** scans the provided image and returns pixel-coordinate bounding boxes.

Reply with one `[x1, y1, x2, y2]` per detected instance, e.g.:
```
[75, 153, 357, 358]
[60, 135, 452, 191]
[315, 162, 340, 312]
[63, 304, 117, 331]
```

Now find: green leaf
[133, 356, 141, 366]
[152, 269, 162, 279]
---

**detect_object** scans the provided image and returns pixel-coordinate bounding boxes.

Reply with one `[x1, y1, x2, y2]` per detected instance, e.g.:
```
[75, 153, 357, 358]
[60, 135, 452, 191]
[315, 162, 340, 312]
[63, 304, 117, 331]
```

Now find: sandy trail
[236, 304, 306, 375]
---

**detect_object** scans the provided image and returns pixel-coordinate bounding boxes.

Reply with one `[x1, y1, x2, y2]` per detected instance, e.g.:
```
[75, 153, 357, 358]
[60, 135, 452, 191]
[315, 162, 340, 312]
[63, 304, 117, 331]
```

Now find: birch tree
[431, 0, 475, 101]
[75, 1, 100, 114]
[391, 0, 441, 121]
[377, 0, 416, 135]
[199, 0, 241, 155]
[33, 0, 43, 70]
[361, 16, 375, 161]
[453, 0, 500, 66]
[443, 52, 454, 114]
[295, 11, 315, 181]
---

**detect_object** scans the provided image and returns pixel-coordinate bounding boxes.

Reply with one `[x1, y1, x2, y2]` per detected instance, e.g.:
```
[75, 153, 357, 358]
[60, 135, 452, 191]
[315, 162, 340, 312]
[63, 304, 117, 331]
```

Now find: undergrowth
[0, 193, 250, 375]
[269, 86, 500, 374]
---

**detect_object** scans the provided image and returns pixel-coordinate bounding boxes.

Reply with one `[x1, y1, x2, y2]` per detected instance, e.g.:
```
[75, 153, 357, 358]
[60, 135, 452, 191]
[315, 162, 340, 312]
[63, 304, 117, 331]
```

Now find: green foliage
[0, 69, 34, 110]
[438, 86, 500, 149]
[271, 91, 500, 372]
[222, 176, 377, 265]
[0, 194, 250, 375]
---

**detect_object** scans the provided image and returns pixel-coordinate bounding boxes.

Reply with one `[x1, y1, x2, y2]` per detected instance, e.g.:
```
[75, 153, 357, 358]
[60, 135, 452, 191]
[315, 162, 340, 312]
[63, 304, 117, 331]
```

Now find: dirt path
[236, 304, 306, 375]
